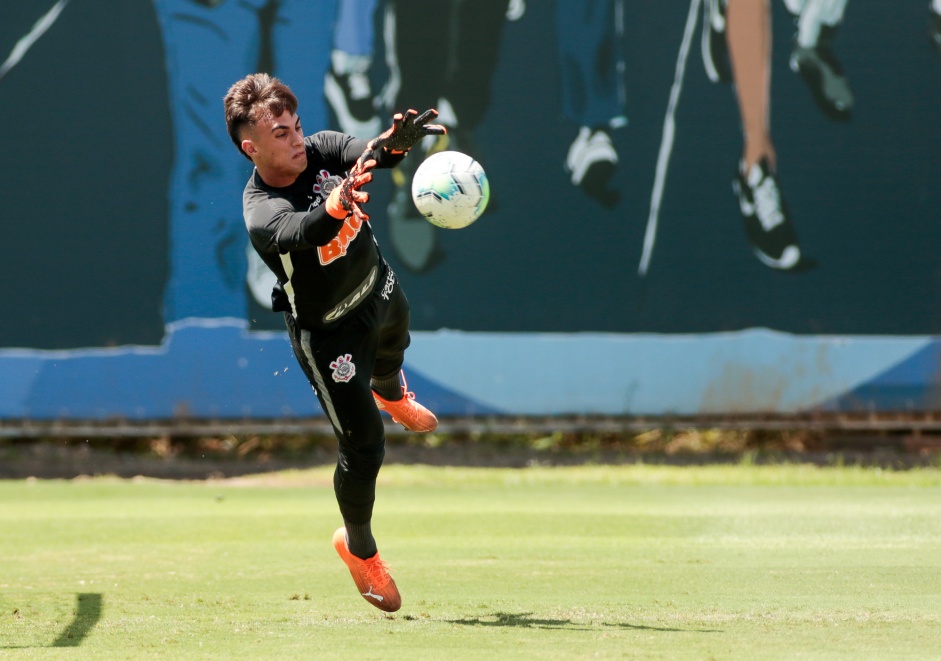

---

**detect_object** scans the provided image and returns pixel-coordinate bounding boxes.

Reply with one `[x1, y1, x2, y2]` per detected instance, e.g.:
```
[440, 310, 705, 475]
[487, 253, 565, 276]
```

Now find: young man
[223, 73, 443, 612]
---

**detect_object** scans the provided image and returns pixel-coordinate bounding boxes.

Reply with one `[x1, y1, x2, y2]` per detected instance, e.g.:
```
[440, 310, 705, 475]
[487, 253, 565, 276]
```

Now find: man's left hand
[369, 108, 446, 155]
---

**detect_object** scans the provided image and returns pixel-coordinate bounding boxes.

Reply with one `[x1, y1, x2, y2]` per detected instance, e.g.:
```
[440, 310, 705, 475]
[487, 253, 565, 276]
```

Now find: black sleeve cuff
[300, 209, 346, 246]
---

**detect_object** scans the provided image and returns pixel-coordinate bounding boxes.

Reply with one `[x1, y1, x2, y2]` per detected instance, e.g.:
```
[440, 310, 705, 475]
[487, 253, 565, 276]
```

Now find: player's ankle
[371, 371, 403, 401]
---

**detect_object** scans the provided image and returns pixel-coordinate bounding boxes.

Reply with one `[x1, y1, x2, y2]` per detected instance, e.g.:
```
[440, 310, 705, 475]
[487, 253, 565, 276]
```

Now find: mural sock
[344, 520, 378, 559]
[371, 371, 403, 401]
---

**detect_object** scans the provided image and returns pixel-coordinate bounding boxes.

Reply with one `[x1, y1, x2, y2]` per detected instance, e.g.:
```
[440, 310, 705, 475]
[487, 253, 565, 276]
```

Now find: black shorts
[285, 265, 410, 450]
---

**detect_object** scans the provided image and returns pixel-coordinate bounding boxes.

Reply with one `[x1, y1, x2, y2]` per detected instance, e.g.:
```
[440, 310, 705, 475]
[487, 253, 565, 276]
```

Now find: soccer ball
[411, 151, 490, 229]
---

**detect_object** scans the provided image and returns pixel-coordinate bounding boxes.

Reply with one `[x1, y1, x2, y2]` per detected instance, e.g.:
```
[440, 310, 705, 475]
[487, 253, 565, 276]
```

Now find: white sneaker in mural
[324, 50, 381, 138]
[565, 126, 619, 207]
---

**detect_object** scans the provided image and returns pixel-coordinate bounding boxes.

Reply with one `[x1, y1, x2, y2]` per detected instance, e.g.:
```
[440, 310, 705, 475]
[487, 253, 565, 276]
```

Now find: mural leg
[726, 0, 804, 271]
[273, 0, 340, 142]
[382, 0, 509, 273]
[154, 0, 268, 323]
[242, 0, 337, 313]
[324, 0, 382, 138]
[702, 0, 733, 83]
[558, 0, 627, 208]
[379, 0, 448, 273]
[266, 0, 335, 132]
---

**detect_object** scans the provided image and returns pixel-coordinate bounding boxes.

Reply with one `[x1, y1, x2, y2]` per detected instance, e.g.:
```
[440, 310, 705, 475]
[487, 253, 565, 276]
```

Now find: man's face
[242, 110, 307, 186]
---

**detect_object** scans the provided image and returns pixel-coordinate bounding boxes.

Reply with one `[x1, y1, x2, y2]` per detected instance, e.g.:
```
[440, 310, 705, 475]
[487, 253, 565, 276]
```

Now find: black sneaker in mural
[789, 27, 854, 122]
[733, 159, 802, 271]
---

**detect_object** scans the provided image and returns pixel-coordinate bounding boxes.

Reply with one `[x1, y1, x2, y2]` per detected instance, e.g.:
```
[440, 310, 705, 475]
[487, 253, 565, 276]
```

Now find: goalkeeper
[223, 73, 444, 613]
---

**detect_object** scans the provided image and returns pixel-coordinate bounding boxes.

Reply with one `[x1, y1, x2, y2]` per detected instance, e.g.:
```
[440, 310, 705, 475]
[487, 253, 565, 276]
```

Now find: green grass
[1, 464, 940, 659]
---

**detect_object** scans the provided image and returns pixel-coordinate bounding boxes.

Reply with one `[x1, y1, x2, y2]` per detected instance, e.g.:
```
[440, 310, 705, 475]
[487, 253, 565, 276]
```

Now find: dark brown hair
[223, 73, 299, 160]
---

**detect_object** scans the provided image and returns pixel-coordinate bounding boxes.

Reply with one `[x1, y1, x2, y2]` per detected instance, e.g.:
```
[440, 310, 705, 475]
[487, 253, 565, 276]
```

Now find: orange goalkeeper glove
[325, 158, 377, 221]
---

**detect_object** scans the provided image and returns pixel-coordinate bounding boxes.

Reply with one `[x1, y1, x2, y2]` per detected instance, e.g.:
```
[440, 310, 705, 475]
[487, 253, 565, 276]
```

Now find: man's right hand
[325, 158, 377, 221]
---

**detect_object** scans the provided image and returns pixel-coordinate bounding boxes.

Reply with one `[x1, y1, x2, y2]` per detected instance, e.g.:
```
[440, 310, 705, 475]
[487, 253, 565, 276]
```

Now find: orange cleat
[332, 527, 402, 612]
[372, 372, 438, 433]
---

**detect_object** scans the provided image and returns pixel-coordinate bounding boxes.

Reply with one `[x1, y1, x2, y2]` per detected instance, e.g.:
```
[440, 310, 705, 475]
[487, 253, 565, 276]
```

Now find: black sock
[371, 371, 403, 401]
[345, 520, 378, 559]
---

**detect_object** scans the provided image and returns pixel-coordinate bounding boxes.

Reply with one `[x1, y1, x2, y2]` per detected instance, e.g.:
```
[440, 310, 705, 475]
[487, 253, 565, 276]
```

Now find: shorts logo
[329, 354, 356, 383]
[381, 270, 395, 300]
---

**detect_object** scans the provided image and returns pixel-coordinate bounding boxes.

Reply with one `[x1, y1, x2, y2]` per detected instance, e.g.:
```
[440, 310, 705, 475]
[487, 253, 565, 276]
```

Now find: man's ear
[241, 139, 256, 156]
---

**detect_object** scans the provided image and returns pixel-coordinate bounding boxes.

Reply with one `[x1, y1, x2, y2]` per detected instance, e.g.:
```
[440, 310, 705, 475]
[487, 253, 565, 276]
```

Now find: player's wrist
[325, 188, 350, 219]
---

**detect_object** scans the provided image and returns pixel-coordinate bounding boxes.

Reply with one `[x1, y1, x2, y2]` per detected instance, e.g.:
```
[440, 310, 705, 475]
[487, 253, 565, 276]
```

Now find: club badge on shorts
[329, 354, 356, 383]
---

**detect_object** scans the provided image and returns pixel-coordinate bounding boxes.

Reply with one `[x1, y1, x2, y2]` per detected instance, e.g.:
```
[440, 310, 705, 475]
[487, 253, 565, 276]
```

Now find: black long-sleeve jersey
[243, 131, 404, 331]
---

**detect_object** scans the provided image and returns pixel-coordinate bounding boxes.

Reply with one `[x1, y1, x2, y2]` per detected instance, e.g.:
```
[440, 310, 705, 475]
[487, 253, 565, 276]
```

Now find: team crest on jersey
[329, 354, 356, 383]
[312, 170, 340, 199]
[310, 170, 344, 211]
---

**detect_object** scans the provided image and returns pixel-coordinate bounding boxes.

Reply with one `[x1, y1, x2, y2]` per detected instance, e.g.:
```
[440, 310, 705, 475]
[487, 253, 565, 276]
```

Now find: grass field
[2, 463, 940, 659]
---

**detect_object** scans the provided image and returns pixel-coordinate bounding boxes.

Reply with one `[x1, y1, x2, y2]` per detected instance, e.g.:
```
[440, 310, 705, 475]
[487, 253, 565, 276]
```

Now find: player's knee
[338, 442, 386, 483]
